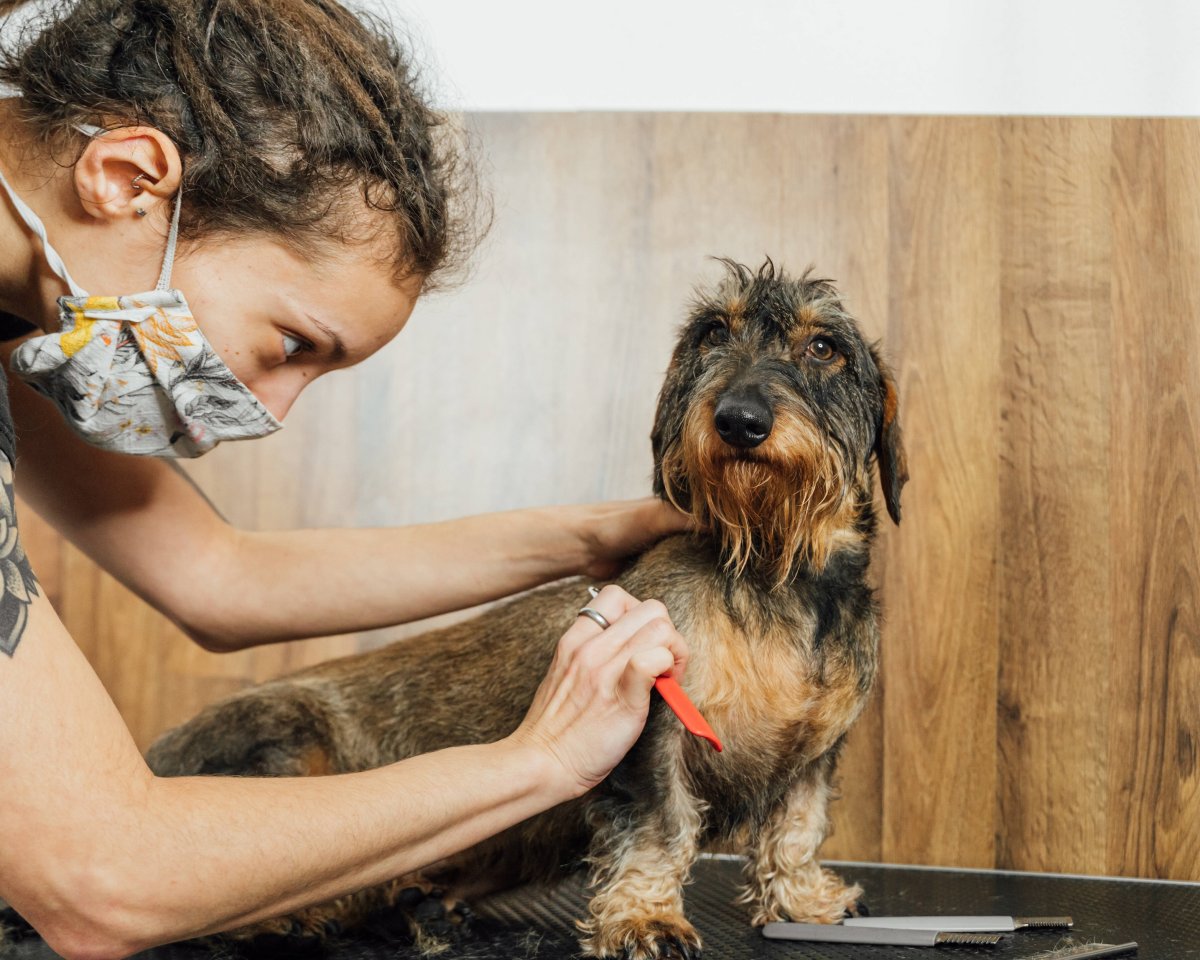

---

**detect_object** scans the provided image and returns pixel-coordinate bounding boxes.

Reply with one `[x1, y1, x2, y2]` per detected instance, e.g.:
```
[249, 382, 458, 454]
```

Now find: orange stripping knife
[588, 587, 723, 752]
[654, 675, 723, 752]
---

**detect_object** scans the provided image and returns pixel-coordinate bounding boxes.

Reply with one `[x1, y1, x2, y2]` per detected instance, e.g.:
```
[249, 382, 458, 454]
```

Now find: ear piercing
[132, 174, 148, 216]
[130, 175, 147, 216]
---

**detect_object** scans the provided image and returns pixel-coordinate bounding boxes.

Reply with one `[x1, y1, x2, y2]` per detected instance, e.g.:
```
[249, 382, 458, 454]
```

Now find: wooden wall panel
[1106, 119, 1200, 880]
[881, 118, 1001, 868]
[14, 113, 1200, 881]
[997, 118, 1113, 874]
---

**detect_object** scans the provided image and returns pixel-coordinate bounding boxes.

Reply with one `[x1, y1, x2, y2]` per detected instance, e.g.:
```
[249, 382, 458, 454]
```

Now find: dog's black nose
[714, 392, 774, 448]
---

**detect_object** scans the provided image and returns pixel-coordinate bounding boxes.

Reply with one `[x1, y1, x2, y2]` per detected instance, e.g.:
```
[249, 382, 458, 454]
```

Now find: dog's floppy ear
[870, 347, 908, 524]
[651, 341, 696, 509]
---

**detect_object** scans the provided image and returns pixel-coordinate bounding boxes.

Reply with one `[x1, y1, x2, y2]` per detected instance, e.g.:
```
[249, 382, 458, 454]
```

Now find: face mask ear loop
[0, 169, 90, 298]
[155, 184, 183, 293]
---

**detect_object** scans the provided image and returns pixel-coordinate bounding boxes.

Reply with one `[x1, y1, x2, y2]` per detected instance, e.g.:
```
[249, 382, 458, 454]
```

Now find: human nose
[248, 370, 308, 422]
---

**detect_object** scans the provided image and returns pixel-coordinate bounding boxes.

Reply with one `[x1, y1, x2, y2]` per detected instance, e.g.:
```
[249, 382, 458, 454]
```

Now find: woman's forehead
[295, 252, 422, 356]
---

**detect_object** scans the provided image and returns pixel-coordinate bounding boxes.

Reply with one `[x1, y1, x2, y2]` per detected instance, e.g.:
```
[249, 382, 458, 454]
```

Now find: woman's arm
[4, 341, 689, 649]
[1, 482, 685, 960]
[210, 498, 686, 648]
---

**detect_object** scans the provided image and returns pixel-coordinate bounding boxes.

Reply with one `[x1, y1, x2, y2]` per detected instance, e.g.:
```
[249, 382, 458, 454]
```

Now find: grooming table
[4, 856, 1197, 959]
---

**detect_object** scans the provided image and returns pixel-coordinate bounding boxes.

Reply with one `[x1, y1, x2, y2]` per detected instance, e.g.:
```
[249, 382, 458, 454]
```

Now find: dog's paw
[369, 883, 472, 950]
[579, 915, 702, 959]
[411, 888, 473, 938]
[747, 868, 864, 926]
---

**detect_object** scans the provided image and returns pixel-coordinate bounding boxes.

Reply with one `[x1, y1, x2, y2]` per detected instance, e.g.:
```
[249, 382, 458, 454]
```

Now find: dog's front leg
[739, 758, 863, 925]
[578, 768, 705, 960]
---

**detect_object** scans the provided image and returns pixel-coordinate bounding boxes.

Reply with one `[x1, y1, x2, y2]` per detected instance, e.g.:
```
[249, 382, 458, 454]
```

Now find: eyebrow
[306, 314, 348, 363]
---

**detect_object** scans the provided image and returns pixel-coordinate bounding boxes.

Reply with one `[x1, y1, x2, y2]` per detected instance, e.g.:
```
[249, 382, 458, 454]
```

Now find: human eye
[282, 332, 313, 358]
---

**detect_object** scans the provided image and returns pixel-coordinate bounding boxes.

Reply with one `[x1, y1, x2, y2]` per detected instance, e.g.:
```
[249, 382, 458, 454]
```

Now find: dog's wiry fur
[146, 259, 907, 959]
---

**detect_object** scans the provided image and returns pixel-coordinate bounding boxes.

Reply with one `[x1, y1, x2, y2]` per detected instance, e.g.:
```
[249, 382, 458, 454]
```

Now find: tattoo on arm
[0, 454, 40, 657]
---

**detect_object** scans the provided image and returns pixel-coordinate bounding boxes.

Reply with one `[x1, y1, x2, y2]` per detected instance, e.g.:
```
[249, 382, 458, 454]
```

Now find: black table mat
[4, 856, 1197, 959]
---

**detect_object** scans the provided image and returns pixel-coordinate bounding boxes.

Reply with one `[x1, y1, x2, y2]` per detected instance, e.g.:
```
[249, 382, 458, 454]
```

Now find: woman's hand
[509, 584, 689, 798]
[566, 497, 694, 579]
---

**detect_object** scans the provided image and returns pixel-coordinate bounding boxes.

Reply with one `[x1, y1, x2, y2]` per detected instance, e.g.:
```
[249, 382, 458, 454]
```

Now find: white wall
[376, 0, 1200, 116]
[4, 0, 1198, 116]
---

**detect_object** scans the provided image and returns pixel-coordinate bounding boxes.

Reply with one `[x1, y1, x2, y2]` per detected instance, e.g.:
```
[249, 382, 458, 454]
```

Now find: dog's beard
[661, 404, 849, 586]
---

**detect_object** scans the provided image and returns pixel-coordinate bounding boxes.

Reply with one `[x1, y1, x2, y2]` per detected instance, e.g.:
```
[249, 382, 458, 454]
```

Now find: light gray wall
[375, 0, 1200, 116]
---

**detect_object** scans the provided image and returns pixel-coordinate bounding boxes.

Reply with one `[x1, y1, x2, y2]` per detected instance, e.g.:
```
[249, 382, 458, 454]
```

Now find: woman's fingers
[514, 581, 691, 797]
[619, 646, 677, 706]
[651, 615, 689, 681]
[621, 600, 688, 680]
[559, 579, 692, 683]
[563, 587, 668, 655]
[589, 583, 640, 620]
[558, 583, 640, 656]
[574, 598, 688, 681]
[594, 614, 689, 698]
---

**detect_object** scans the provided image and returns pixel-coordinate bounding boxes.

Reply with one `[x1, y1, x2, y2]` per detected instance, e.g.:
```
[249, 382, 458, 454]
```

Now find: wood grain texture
[1106, 119, 1200, 880]
[880, 117, 1001, 869]
[13, 114, 1199, 880]
[997, 118, 1113, 874]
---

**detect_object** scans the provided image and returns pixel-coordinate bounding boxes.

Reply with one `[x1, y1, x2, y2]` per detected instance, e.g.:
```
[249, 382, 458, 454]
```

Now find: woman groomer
[0, 2, 692, 957]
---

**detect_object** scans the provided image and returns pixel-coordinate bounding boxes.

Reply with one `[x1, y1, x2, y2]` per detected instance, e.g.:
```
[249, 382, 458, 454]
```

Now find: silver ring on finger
[577, 606, 611, 629]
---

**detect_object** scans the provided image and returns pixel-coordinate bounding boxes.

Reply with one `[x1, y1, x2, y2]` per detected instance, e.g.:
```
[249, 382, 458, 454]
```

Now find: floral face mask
[1, 127, 282, 458]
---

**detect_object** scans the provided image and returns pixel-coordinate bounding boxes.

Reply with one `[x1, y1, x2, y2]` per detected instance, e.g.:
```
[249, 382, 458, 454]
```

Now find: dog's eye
[700, 324, 730, 348]
[806, 337, 837, 363]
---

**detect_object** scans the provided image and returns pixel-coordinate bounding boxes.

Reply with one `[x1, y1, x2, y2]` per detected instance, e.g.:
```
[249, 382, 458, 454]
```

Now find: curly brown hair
[0, 0, 485, 288]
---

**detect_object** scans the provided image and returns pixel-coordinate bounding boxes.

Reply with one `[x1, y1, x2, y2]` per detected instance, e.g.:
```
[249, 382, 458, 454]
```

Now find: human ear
[71, 126, 182, 223]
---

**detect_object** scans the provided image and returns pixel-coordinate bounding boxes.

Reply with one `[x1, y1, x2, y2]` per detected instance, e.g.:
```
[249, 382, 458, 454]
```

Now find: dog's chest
[680, 600, 872, 788]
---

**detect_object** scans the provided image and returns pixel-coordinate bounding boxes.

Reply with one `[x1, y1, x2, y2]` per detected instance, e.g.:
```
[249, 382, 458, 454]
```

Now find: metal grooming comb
[846, 914, 1074, 932]
[1028, 944, 1138, 959]
[761, 922, 1002, 946]
[1013, 917, 1077, 930]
